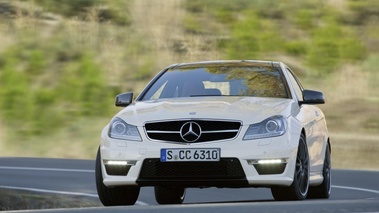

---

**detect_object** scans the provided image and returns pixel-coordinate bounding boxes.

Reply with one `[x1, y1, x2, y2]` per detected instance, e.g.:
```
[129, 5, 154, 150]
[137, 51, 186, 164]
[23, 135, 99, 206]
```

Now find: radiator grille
[145, 120, 241, 143]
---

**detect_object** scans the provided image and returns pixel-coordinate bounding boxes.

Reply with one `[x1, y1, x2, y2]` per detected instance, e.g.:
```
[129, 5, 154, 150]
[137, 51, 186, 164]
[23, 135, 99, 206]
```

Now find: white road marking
[0, 166, 94, 173]
[0, 185, 98, 197]
[332, 185, 379, 195]
[0, 185, 149, 206]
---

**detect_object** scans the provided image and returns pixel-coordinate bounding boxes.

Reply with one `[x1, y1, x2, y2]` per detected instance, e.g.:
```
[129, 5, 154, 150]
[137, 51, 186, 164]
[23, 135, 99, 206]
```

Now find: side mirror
[115, 92, 133, 107]
[300, 90, 325, 105]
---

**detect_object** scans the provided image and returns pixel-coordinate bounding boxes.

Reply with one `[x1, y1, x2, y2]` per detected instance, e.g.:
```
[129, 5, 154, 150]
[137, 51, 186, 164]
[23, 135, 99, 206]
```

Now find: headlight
[243, 115, 287, 140]
[108, 117, 142, 141]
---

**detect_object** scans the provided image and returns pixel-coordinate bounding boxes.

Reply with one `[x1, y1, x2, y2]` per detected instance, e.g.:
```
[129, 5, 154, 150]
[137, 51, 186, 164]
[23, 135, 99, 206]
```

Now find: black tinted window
[140, 65, 289, 100]
[286, 69, 303, 101]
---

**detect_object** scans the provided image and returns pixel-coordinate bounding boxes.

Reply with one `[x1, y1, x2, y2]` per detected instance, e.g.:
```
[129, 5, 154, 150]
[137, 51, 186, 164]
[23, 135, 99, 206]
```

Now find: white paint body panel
[99, 61, 329, 188]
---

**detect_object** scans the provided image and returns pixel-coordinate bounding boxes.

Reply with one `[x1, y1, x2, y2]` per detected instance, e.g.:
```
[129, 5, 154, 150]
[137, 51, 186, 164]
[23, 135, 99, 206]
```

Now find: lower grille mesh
[139, 158, 245, 179]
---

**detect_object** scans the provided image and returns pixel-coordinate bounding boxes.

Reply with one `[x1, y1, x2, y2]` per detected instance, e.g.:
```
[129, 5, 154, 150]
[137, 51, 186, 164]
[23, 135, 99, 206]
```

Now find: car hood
[115, 97, 295, 126]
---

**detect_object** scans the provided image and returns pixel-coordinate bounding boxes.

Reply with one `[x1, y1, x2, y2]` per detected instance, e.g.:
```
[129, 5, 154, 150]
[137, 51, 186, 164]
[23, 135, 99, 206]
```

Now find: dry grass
[331, 132, 379, 170]
[315, 63, 379, 170]
[328, 65, 371, 102]
[131, 0, 221, 66]
[0, 189, 101, 211]
[1, 117, 110, 159]
[0, 119, 6, 155]
[326, 0, 347, 11]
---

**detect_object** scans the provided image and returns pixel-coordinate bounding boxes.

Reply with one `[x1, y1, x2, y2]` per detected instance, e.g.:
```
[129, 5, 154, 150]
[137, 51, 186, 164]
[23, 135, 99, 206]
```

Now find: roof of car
[168, 60, 282, 69]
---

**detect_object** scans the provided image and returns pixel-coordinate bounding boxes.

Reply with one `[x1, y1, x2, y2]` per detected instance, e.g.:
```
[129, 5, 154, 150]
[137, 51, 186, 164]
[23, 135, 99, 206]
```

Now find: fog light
[258, 159, 284, 164]
[247, 158, 287, 165]
[247, 158, 288, 175]
[103, 160, 136, 176]
[104, 160, 136, 166]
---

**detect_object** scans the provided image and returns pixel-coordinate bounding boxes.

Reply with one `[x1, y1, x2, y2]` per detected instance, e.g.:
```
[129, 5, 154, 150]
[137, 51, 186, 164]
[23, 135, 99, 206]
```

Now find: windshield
[140, 65, 289, 101]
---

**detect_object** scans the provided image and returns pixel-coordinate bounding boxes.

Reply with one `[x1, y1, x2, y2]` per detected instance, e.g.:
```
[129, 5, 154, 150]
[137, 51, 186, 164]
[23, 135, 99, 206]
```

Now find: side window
[286, 69, 303, 101]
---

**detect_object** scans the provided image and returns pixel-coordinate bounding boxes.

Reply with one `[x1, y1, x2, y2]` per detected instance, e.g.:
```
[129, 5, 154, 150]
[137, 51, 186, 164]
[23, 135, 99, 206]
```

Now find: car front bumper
[100, 126, 298, 188]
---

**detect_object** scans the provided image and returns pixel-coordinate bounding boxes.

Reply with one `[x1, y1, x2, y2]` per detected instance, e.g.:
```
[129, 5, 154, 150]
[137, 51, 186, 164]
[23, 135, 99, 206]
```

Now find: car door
[306, 104, 327, 171]
[285, 68, 323, 173]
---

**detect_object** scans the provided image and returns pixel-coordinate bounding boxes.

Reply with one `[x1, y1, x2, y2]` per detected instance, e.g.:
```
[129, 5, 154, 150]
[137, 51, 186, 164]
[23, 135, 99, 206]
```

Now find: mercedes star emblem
[180, 121, 202, 142]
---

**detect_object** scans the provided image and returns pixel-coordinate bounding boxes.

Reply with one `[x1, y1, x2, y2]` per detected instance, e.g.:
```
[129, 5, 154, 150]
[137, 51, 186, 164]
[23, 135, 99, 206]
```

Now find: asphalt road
[1, 157, 378, 212]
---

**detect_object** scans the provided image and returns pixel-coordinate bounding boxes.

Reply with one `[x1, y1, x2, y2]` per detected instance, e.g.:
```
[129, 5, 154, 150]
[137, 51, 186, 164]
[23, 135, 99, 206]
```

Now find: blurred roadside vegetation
[0, 0, 378, 169]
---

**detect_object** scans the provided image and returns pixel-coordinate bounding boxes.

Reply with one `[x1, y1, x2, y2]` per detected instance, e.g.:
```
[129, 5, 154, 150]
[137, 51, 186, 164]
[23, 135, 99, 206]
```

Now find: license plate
[160, 148, 221, 162]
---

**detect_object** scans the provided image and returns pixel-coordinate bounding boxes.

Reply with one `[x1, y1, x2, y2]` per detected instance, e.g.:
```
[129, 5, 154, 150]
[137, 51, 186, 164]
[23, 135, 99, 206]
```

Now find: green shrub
[183, 15, 204, 34]
[133, 58, 155, 81]
[185, 0, 253, 14]
[34, 0, 130, 25]
[307, 39, 340, 75]
[225, 11, 262, 59]
[56, 53, 113, 117]
[0, 50, 39, 135]
[347, 0, 379, 24]
[0, 56, 32, 122]
[0, 41, 112, 137]
[284, 41, 308, 56]
[339, 37, 366, 61]
[306, 13, 367, 75]
[224, 10, 285, 59]
[294, 9, 315, 30]
[307, 17, 342, 74]
[35, 0, 100, 17]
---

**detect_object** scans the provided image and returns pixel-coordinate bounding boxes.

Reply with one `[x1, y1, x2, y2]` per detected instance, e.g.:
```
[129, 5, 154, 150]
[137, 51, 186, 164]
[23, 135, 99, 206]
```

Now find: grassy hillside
[0, 0, 378, 169]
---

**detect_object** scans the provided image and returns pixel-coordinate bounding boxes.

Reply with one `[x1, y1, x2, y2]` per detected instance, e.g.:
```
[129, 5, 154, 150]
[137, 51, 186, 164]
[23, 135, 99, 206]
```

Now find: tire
[308, 143, 331, 199]
[95, 147, 140, 206]
[155, 186, 186, 204]
[271, 134, 309, 201]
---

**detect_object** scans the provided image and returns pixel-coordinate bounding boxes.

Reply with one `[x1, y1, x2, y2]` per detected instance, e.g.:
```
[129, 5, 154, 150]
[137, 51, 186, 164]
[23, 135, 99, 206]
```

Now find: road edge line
[332, 185, 379, 194]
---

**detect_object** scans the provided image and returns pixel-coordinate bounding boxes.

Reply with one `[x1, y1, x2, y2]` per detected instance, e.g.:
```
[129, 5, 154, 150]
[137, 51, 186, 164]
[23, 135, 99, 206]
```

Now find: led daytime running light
[104, 160, 136, 166]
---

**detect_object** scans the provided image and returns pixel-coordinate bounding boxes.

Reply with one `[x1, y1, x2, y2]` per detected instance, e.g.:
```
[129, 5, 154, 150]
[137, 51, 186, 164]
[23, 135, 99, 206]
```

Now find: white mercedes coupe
[96, 60, 331, 205]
